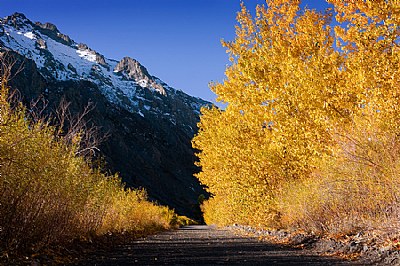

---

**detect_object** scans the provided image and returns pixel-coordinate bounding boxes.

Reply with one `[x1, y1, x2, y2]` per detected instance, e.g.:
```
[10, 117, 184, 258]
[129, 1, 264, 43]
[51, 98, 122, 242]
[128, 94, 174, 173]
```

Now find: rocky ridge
[0, 12, 210, 219]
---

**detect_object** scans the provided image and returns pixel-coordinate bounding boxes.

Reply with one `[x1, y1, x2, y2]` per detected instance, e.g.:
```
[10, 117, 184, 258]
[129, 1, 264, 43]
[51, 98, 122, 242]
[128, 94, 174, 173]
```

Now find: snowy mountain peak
[0, 12, 210, 131]
[2, 13, 32, 28]
[114, 57, 166, 95]
[34, 21, 73, 46]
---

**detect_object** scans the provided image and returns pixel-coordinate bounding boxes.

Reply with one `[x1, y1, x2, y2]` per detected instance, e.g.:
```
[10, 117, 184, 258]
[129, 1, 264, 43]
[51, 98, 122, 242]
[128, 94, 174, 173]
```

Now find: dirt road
[75, 225, 358, 265]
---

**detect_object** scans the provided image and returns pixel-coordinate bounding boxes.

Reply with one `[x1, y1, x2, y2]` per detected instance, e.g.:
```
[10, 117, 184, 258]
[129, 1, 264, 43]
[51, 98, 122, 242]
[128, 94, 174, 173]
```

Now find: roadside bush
[0, 82, 174, 256]
[278, 119, 400, 235]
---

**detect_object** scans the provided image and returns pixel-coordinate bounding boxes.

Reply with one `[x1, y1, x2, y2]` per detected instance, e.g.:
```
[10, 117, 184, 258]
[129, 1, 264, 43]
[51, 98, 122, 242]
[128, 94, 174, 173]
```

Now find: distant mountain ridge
[0, 12, 210, 219]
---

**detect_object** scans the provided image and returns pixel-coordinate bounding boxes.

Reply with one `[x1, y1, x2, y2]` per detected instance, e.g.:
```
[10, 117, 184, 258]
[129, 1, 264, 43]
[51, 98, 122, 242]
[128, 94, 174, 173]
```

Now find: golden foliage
[194, 0, 400, 233]
[0, 82, 175, 255]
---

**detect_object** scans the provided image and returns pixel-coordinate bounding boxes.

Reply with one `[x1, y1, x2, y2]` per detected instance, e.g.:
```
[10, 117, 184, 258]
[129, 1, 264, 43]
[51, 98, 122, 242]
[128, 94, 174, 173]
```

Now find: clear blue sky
[0, 0, 332, 104]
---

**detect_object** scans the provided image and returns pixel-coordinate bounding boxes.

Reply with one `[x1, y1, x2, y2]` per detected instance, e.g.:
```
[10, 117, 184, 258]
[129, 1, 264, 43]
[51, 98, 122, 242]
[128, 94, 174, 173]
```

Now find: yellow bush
[99, 185, 171, 234]
[0, 83, 174, 255]
[278, 119, 400, 235]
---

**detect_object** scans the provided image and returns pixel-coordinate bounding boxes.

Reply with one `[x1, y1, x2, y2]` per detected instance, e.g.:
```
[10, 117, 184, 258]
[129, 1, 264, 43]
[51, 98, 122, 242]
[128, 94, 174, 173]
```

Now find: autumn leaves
[194, 0, 400, 233]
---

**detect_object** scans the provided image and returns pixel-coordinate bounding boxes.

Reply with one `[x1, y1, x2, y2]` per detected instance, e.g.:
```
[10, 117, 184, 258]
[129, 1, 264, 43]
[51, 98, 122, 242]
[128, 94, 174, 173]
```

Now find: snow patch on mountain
[76, 49, 96, 63]
[138, 79, 148, 88]
[23, 31, 35, 40]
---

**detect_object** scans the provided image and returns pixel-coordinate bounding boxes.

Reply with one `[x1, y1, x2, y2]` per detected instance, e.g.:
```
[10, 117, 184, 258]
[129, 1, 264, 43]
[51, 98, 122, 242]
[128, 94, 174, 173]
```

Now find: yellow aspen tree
[194, 0, 346, 227]
[195, 0, 400, 231]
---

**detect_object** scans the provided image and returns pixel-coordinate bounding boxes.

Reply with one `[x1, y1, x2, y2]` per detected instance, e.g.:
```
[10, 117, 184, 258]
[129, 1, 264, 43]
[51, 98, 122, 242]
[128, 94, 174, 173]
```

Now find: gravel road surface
[75, 225, 359, 265]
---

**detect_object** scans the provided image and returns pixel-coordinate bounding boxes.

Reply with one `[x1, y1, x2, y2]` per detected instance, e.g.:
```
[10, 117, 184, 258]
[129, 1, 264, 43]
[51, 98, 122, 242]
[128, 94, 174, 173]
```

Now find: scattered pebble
[226, 224, 400, 265]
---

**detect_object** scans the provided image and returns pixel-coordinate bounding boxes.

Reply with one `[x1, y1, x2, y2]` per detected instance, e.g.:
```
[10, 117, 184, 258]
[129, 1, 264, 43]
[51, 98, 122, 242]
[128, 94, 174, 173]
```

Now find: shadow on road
[74, 225, 359, 265]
